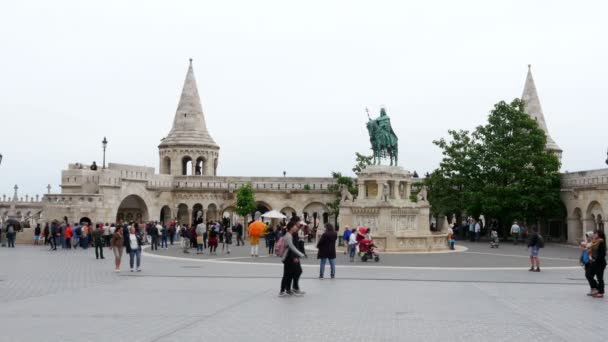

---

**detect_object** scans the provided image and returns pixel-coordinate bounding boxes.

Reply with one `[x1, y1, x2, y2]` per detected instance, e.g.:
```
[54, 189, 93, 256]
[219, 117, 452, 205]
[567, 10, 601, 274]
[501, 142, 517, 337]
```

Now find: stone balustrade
[561, 169, 608, 189]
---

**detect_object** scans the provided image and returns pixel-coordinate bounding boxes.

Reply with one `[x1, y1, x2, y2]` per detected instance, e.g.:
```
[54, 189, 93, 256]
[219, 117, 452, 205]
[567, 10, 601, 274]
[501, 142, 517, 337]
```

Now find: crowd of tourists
[6, 214, 608, 301]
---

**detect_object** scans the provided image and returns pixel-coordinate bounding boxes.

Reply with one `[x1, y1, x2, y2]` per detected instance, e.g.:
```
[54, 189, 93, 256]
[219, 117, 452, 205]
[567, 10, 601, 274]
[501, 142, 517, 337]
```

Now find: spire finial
[189, 58, 193, 66]
[528, 64, 532, 71]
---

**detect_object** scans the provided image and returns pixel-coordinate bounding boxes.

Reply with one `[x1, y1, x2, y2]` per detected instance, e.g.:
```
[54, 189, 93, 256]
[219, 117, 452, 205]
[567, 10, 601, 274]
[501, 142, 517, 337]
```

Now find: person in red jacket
[64, 225, 73, 249]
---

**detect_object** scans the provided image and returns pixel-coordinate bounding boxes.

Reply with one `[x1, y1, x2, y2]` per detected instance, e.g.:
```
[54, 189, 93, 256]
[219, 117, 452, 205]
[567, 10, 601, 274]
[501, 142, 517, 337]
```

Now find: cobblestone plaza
[1, 242, 605, 342]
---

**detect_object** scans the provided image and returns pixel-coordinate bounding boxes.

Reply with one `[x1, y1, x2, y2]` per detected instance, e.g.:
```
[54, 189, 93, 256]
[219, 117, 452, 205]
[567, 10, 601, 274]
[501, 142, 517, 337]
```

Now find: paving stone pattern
[0, 245, 605, 342]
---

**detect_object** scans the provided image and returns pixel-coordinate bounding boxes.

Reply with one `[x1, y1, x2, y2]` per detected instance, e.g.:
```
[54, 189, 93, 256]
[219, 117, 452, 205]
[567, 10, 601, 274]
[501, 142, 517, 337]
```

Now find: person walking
[43, 223, 50, 246]
[248, 224, 261, 258]
[149, 221, 159, 251]
[527, 226, 542, 272]
[126, 226, 143, 272]
[279, 219, 306, 297]
[581, 231, 594, 295]
[168, 223, 175, 245]
[474, 220, 481, 242]
[102, 223, 111, 247]
[348, 228, 358, 262]
[235, 223, 244, 246]
[317, 223, 337, 279]
[510, 221, 521, 245]
[196, 221, 205, 254]
[72, 223, 81, 249]
[111, 226, 124, 272]
[586, 230, 606, 298]
[64, 224, 73, 249]
[49, 222, 58, 250]
[93, 224, 105, 260]
[6, 223, 16, 248]
[181, 225, 190, 254]
[267, 227, 277, 255]
[34, 224, 41, 245]
[160, 224, 168, 249]
[208, 229, 218, 255]
[447, 224, 455, 250]
[342, 227, 352, 255]
[224, 227, 233, 254]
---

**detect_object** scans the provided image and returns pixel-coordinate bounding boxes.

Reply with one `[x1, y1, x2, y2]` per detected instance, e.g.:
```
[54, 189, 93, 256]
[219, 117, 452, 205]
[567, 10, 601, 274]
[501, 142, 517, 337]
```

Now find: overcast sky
[1, 0, 606, 197]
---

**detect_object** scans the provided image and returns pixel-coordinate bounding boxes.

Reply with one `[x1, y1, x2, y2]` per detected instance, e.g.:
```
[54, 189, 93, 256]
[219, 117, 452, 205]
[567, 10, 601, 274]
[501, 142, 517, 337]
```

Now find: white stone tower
[159, 59, 219, 176]
[521, 65, 562, 161]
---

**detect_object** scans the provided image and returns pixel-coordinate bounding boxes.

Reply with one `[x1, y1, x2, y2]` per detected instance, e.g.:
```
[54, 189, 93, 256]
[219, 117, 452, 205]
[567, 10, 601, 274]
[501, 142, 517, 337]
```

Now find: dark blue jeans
[319, 258, 335, 277]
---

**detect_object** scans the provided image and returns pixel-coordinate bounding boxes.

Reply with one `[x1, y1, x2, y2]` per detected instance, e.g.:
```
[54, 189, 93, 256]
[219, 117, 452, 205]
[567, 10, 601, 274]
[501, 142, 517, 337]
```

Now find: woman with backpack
[317, 223, 337, 279]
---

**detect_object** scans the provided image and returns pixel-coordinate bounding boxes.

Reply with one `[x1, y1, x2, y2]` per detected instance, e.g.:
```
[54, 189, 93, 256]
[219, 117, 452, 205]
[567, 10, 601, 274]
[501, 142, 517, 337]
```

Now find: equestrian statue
[366, 107, 398, 166]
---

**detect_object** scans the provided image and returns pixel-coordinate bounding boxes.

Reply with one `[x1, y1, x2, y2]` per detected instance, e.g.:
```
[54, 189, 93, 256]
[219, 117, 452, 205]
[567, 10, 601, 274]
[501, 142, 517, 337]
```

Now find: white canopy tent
[261, 210, 286, 219]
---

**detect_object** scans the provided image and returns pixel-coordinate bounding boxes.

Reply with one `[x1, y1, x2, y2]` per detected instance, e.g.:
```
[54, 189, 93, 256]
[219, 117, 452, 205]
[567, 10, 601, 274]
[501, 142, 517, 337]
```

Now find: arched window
[182, 156, 193, 176]
[162, 157, 171, 175]
[195, 157, 205, 176]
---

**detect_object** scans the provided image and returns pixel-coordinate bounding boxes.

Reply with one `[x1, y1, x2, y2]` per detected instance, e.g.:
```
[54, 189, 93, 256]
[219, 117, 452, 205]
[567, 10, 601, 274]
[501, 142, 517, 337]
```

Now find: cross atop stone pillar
[13, 185, 18, 201]
[35, 194, 39, 202]
[47, 184, 51, 194]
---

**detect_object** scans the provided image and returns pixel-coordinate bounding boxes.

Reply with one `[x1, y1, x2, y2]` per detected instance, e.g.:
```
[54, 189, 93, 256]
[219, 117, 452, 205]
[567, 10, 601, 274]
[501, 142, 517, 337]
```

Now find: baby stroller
[359, 239, 380, 262]
[490, 230, 499, 248]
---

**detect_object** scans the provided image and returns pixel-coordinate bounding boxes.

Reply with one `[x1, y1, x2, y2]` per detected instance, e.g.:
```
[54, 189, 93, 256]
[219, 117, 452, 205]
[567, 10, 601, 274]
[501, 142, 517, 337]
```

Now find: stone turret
[521, 65, 562, 161]
[158, 59, 219, 176]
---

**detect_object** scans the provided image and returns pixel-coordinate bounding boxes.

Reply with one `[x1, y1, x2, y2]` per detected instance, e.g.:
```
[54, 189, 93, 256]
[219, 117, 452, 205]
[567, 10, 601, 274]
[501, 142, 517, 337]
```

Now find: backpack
[537, 234, 544, 248]
[8, 225, 14, 234]
[275, 236, 286, 257]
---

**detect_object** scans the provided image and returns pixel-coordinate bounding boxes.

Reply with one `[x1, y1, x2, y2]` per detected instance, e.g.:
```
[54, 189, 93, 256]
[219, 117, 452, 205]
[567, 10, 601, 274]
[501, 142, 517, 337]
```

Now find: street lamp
[0, 153, 3, 167]
[605, 148, 608, 166]
[102, 137, 108, 169]
[283, 171, 286, 177]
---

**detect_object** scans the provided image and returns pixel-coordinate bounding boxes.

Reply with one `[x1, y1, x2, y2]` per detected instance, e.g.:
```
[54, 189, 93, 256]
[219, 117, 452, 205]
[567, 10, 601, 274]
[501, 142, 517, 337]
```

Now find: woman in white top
[126, 226, 143, 272]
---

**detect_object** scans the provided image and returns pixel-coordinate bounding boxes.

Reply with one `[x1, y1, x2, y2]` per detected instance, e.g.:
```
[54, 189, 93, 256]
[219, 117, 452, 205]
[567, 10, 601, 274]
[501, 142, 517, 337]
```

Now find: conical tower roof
[521, 65, 561, 153]
[159, 59, 218, 149]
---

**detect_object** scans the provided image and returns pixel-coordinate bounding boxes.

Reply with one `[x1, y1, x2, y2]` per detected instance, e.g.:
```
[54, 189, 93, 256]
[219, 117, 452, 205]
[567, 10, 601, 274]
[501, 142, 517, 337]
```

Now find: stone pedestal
[340, 165, 447, 252]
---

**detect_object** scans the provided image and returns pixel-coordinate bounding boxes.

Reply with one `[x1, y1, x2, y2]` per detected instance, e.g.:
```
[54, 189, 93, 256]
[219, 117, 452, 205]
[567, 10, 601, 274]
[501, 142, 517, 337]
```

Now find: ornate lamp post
[102, 137, 108, 169]
[283, 171, 286, 177]
[605, 148, 608, 166]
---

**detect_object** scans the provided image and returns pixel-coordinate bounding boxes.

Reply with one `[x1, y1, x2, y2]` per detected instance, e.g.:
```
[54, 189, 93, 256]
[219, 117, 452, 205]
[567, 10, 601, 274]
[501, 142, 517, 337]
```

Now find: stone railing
[561, 169, 608, 189]
[147, 176, 336, 192]
[43, 194, 104, 204]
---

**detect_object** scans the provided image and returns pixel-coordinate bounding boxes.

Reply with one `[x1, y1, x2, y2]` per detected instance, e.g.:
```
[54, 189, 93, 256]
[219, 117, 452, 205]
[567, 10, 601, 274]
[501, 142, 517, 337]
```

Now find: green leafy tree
[428, 99, 561, 234]
[327, 172, 358, 229]
[352, 152, 373, 174]
[235, 183, 256, 225]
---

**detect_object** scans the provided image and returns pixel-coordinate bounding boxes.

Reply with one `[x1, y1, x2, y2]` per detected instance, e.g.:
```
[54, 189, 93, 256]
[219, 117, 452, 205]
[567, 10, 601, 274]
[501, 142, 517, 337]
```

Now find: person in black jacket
[125, 226, 143, 272]
[317, 223, 338, 279]
[586, 230, 607, 298]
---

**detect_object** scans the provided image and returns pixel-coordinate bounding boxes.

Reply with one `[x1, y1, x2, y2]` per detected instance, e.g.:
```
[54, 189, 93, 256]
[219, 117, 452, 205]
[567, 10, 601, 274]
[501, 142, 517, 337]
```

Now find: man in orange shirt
[64, 224, 73, 249]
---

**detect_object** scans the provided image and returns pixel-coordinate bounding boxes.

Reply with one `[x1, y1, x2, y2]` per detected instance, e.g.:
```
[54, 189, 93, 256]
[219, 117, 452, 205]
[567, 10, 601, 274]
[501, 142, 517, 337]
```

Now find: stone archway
[207, 203, 218, 222]
[161, 157, 171, 175]
[160, 205, 171, 224]
[586, 201, 604, 232]
[182, 156, 193, 176]
[303, 202, 328, 228]
[177, 203, 189, 226]
[280, 207, 297, 220]
[192, 203, 204, 224]
[116, 195, 149, 223]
